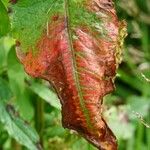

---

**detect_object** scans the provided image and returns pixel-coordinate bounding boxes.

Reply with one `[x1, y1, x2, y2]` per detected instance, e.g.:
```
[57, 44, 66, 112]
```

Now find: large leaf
[10, 0, 127, 149]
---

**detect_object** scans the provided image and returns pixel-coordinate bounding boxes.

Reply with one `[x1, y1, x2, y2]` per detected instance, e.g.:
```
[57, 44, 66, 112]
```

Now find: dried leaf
[11, 0, 127, 149]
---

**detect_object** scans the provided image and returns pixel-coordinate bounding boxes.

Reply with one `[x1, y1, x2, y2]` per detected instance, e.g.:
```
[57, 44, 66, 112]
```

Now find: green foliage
[0, 0, 150, 150]
[0, 77, 41, 150]
[0, 78, 12, 100]
[29, 81, 61, 109]
[0, 101, 41, 150]
[0, 0, 10, 37]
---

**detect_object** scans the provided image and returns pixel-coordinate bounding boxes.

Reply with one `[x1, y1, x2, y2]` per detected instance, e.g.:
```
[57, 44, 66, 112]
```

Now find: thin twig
[132, 111, 150, 128]
[141, 73, 150, 83]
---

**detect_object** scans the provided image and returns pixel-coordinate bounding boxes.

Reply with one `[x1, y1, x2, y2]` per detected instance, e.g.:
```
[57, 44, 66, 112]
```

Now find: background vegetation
[0, 0, 150, 150]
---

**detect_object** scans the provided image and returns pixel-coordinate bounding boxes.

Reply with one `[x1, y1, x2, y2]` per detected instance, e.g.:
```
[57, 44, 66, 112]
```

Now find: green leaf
[0, 0, 10, 37]
[72, 138, 96, 150]
[7, 46, 34, 120]
[0, 37, 15, 74]
[0, 78, 13, 101]
[0, 100, 42, 150]
[46, 126, 66, 137]
[7, 46, 26, 95]
[29, 81, 61, 109]
[18, 89, 34, 121]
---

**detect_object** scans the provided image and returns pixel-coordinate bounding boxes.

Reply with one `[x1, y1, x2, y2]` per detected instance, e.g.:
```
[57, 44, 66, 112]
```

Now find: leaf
[72, 138, 97, 150]
[7, 47, 34, 120]
[0, 37, 15, 72]
[0, 77, 41, 150]
[7, 46, 26, 95]
[1, 0, 9, 7]
[0, 78, 13, 101]
[0, 100, 42, 150]
[0, 0, 10, 37]
[10, 0, 127, 149]
[46, 126, 66, 137]
[29, 81, 61, 109]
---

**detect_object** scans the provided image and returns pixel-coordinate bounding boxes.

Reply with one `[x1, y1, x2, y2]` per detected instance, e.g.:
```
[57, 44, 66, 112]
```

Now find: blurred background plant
[0, 0, 150, 150]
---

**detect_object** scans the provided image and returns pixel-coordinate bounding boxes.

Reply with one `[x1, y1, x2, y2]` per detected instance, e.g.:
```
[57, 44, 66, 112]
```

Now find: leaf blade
[10, 0, 127, 149]
[29, 81, 61, 109]
[0, 101, 42, 150]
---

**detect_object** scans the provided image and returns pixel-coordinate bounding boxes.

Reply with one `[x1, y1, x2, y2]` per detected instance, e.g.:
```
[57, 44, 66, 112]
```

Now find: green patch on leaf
[10, 0, 64, 52]
[69, 2, 101, 30]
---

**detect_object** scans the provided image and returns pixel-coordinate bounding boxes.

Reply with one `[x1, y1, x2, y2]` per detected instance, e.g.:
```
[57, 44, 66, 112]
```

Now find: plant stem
[141, 24, 149, 60]
[146, 112, 150, 149]
[136, 123, 144, 150]
[35, 98, 44, 148]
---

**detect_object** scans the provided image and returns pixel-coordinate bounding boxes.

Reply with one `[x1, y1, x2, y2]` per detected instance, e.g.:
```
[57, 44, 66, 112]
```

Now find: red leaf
[16, 0, 127, 149]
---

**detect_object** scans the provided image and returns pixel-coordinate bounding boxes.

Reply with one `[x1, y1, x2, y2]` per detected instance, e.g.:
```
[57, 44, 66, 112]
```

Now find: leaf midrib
[64, 0, 92, 129]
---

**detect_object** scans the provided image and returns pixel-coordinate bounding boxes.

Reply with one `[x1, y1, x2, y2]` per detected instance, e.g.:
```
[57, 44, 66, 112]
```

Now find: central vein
[64, 0, 92, 129]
